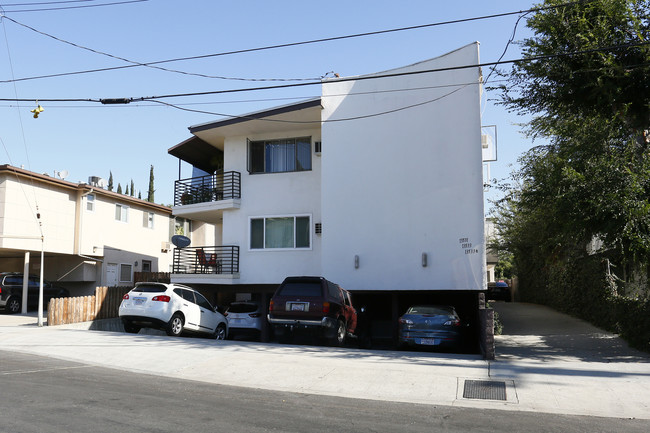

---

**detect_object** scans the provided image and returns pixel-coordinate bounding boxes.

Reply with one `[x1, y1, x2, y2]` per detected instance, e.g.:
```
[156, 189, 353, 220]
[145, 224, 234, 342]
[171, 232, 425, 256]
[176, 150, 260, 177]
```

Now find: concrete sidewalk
[1, 303, 649, 420]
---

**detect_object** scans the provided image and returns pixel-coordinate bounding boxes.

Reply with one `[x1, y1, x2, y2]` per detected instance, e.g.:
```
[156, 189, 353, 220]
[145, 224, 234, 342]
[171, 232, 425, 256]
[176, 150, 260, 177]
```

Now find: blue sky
[0, 0, 539, 209]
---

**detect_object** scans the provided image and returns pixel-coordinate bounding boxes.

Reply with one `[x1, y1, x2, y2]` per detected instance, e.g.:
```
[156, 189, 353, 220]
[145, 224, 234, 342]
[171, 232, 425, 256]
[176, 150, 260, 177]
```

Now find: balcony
[172, 171, 241, 223]
[174, 171, 241, 206]
[172, 246, 240, 281]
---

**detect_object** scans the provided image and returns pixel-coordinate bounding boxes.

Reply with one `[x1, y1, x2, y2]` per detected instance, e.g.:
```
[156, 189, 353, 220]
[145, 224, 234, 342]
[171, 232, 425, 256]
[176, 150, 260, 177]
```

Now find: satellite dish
[55, 170, 69, 180]
[171, 235, 191, 248]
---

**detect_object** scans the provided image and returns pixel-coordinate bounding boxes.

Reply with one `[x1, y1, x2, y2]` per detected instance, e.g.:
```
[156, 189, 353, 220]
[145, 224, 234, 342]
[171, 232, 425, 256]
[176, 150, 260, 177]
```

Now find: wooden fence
[47, 286, 131, 326]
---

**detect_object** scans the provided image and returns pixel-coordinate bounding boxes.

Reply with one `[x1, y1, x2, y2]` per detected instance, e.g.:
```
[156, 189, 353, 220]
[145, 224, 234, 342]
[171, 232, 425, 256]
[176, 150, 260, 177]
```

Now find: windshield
[277, 282, 322, 297]
[407, 306, 453, 316]
[132, 284, 166, 293]
[228, 303, 258, 313]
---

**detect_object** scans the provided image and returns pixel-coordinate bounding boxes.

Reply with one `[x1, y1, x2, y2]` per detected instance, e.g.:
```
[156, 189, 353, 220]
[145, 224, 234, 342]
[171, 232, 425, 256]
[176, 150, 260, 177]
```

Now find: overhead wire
[0, 0, 147, 13]
[0, 40, 648, 106]
[0, 14, 320, 82]
[0, 10, 44, 236]
[0, 0, 597, 84]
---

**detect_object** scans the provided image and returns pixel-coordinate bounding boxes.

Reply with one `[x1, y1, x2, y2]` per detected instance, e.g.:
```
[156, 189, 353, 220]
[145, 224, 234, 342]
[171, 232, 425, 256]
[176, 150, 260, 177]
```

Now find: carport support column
[22, 252, 29, 314]
[261, 292, 271, 343]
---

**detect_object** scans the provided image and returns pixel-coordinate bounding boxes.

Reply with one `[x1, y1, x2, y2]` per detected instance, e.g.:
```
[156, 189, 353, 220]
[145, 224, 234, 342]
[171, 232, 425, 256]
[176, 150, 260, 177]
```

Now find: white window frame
[144, 211, 154, 229]
[119, 263, 133, 283]
[249, 214, 312, 251]
[115, 204, 129, 223]
[86, 194, 95, 212]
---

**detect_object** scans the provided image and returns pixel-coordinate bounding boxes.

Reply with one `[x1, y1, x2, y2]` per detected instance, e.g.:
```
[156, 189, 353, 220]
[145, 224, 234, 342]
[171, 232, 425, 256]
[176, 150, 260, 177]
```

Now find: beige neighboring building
[0, 164, 213, 295]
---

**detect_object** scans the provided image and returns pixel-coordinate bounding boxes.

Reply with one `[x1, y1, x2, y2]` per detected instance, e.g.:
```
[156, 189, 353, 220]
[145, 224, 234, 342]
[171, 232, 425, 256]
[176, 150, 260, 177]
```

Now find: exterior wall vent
[315, 223, 322, 235]
[314, 141, 322, 156]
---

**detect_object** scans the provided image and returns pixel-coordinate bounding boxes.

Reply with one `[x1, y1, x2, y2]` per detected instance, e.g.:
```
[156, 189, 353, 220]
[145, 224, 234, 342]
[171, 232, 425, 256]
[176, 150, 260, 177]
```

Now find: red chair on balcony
[196, 248, 222, 274]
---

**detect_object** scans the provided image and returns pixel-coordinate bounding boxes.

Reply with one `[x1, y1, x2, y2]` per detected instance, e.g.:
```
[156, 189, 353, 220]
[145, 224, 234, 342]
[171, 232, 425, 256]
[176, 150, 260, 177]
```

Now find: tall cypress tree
[108, 171, 114, 191]
[147, 165, 155, 203]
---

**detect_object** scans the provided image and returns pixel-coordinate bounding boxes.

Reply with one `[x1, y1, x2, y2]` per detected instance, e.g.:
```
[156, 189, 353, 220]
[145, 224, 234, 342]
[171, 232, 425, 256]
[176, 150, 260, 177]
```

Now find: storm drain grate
[462, 380, 507, 401]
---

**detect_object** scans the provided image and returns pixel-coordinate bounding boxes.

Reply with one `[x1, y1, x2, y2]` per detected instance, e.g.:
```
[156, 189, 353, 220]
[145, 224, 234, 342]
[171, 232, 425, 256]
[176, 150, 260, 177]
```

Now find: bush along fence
[516, 251, 650, 353]
[47, 286, 131, 326]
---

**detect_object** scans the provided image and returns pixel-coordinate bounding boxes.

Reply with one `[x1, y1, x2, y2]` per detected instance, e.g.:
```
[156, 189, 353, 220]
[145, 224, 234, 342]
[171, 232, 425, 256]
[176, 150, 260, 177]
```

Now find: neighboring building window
[142, 260, 152, 273]
[143, 211, 154, 229]
[115, 204, 129, 223]
[250, 215, 311, 249]
[248, 137, 311, 174]
[119, 264, 132, 282]
[86, 194, 95, 212]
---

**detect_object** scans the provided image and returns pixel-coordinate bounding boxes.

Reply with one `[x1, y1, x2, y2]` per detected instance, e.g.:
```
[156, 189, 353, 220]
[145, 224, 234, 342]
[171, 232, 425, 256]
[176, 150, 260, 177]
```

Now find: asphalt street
[1, 350, 647, 433]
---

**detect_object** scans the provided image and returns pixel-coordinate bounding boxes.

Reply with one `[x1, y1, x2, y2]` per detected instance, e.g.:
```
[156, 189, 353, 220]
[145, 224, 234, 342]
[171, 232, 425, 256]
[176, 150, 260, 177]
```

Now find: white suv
[119, 282, 228, 339]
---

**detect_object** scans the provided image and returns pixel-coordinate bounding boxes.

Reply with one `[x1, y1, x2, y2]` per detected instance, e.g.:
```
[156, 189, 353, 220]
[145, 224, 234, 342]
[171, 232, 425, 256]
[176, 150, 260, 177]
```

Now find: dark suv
[0, 272, 70, 314]
[267, 276, 357, 346]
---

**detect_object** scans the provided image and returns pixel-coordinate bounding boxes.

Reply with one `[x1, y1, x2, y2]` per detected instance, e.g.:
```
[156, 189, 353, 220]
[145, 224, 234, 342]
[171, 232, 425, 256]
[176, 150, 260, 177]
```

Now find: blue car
[398, 305, 464, 349]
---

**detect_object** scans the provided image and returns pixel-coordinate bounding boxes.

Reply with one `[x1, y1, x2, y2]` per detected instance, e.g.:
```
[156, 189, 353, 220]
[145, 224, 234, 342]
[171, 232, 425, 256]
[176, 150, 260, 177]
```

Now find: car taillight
[322, 302, 330, 314]
[152, 295, 171, 302]
[122, 293, 129, 300]
[398, 318, 413, 325]
[269, 300, 275, 312]
[444, 319, 461, 327]
[249, 313, 261, 318]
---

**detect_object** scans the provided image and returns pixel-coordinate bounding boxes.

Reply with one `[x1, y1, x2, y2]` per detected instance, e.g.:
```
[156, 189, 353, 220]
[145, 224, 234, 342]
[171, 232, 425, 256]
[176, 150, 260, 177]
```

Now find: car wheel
[166, 313, 184, 337]
[331, 319, 346, 347]
[123, 322, 140, 334]
[214, 323, 227, 340]
[6, 297, 21, 314]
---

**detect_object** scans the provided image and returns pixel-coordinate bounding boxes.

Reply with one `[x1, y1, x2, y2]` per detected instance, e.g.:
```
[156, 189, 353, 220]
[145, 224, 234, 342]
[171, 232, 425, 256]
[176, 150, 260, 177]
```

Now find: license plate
[290, 303, 305, 311]
[133, 297, 146, 306]
[419, 338, 439, 345]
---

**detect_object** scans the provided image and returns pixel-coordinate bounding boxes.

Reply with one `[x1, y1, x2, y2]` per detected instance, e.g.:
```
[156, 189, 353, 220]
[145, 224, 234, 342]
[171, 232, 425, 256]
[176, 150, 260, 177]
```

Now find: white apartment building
[168, 43, 487, 339]
[0, 165, 212, 295]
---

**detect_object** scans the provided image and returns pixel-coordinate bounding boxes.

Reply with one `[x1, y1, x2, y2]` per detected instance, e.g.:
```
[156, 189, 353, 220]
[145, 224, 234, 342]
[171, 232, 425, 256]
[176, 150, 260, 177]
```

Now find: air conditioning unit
[314, 141, 322, 156]
[161, 241, 171, 252]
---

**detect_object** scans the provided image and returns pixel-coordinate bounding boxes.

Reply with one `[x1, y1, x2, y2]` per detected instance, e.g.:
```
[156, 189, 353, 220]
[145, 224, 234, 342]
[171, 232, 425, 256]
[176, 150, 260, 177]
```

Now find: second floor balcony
[174, 171, 241, 206]
[172, 171, 241, 223]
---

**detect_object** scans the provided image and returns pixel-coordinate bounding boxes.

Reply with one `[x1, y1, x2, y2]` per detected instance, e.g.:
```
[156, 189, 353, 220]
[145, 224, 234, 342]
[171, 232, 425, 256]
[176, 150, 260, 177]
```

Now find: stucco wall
[321, 43, 486, 291]
[223, 128, 322, 284]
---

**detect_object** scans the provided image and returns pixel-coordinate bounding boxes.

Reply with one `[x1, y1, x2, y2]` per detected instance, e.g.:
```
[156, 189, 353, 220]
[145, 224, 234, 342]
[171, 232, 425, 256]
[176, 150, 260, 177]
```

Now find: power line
[0, 0, 147, 13]
[0, 40, 647, 105]
[147, 85, 471, 124]
[1, 1, 101, 6]
[0, 0, 596, 84]
[0, 15, 320, 82]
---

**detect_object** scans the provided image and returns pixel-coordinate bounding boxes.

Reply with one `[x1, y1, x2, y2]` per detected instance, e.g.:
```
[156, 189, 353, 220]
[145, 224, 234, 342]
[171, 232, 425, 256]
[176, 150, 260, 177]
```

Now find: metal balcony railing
[172, 246, 239, 275]
[174, 171, 241, 206]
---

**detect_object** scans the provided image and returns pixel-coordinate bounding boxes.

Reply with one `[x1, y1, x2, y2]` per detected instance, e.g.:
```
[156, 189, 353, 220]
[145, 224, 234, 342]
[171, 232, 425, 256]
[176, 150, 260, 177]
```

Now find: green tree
[496, 0, 650, 266]
[147, 165, 155, 203]
[130, 179, 135, 197]
[117, 183, 122, 194]
[108, 171, 114, 191]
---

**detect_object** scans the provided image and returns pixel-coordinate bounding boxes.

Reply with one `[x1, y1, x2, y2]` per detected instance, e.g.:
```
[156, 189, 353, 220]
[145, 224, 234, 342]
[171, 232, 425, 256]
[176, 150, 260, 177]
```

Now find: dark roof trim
[189, 98, 322, 134]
